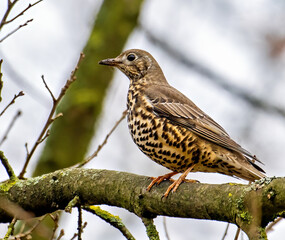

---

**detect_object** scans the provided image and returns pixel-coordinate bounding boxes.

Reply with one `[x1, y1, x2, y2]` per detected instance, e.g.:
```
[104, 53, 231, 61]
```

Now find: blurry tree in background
[1, 1, 285, 240]
[33, 0, 143, 176]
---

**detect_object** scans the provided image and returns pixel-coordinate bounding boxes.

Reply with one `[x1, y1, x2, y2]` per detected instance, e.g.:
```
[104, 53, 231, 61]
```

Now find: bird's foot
[163, 178, 199, 197]
[163, 165, 197, 198]
[147, 172, 178, 192]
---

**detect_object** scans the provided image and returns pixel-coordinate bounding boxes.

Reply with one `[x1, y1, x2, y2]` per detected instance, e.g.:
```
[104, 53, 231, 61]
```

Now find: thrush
[99, 49, 265, 197]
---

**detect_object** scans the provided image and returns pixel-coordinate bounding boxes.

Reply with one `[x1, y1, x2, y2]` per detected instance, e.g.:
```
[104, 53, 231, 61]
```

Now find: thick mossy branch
[0, 169, 284, 236]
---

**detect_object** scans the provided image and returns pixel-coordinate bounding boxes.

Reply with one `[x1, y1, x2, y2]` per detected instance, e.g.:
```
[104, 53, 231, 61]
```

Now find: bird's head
[99, 49, 167, 84]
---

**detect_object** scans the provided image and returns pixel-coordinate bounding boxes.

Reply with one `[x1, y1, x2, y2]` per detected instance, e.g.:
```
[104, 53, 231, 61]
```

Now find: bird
[99, 49, 265, 197]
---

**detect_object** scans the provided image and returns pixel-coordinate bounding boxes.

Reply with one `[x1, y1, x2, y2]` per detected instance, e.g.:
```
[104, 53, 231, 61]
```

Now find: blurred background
[0, 0, 285, 239]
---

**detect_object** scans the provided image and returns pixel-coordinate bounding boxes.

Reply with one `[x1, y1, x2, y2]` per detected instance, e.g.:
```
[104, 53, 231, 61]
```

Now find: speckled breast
[126, 84, 216, 173]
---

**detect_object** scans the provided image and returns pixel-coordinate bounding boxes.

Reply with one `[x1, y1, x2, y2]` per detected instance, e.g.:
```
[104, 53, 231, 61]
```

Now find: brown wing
[145, 84, 262, 164]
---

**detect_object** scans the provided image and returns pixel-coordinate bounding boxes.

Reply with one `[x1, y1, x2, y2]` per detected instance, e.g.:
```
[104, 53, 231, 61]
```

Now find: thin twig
[24, 142, 29, 156]
[4, 0, 43, 24]
[221, 223, 229, 240]
[11, 215, 48, 239]
[0, 110, 21, 146]
[234, 227, 241, 240]
[163, 217, 170, 240]
[76, 109, 128, 168]
[266, 217, 282, 233]
[70, 223, 87, 240]
[0, 59, 3, 102]
[141, 217, 160, 240]
[83, 206, 135, 240]
[36, 129, 50, 144]
[77, 206, 83, 240]
[41, 75, 56, 102]
[56, 229, 65, 240]
[49, 213, 60, 240]
[0, 91, 24, 117]
[4, 217, 16, 240]
[0, 19, 33, 43]
[18, 52, 85, 179]
[0, 151, 17, 180]
[0, 0, 19, 31]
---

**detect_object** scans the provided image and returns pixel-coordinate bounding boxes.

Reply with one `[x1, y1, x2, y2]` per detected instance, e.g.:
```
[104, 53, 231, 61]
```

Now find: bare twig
[0, 91, 24, 117]
[0, 0, 19, 31]
[0, 59, 3, 102]
[234, 227, 241, 240]
[24, 142, 29, 156]
[76, 109, 128, 168]
[0, 151, 17, 180]
[49, 213, 60, 240]
[163, 217, 170, 240]
[0, 19, 33, 43]
[221, 223, 229, 240]
[56, 229, 65, 240]
[83, 206, 135, 240]
[4, 0, 43, 24]
[36, 129, 50, 144]
[141, 26, 285, 119]
[41, 75, 56, 102]
[266, 217, 283, 233]
[11, 215, 49, 239]
[70, 223, 87, 240]
[0, 110, 22, 146]
[77, 206, 83, 240]
[4, 217, 16, 240]
[18, 52, 85, 179]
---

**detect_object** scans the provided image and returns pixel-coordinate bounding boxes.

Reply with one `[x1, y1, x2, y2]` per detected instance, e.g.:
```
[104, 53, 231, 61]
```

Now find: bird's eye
[127, 54, 136, 61]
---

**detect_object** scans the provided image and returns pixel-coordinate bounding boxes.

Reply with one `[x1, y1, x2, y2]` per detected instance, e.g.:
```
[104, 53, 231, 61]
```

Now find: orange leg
[147, 171, 178, 191]
[163, 165, 197, 198]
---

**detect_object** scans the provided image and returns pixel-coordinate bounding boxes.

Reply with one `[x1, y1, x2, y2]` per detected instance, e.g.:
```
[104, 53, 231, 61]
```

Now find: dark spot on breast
[145, 106, 152, 112]
[163, 124, 168, 131]
[188, 141, 193, 147]
[191, 149, 201, 164]
[153, 131, 158, 140]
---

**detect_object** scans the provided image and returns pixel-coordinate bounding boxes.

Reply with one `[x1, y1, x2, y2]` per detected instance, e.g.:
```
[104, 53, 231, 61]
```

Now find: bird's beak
[99, 58, 121, 66]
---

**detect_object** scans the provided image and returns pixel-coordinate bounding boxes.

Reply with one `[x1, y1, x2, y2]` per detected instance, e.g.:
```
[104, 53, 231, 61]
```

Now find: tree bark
[0, 169, 284, 239]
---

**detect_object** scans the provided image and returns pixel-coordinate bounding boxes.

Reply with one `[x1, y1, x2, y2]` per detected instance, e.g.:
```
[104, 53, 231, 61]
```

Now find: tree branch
[0, 169, 284, 239]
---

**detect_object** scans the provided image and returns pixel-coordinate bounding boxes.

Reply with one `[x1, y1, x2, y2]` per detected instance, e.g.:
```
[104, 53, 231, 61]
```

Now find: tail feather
[218, 151, 266, 182]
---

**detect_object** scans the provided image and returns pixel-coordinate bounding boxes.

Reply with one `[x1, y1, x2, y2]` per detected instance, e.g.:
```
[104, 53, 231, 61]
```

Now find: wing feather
[145, 85, 262, 164]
